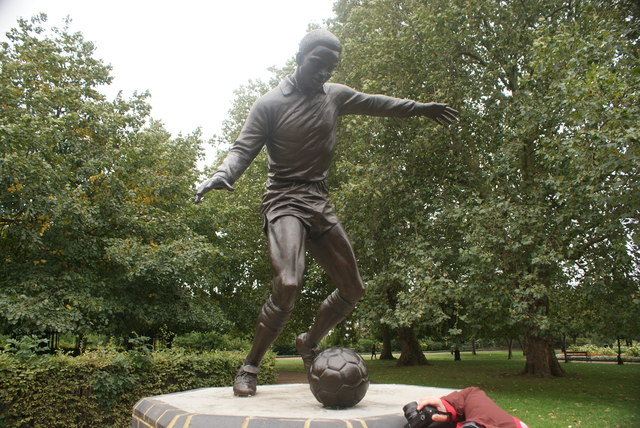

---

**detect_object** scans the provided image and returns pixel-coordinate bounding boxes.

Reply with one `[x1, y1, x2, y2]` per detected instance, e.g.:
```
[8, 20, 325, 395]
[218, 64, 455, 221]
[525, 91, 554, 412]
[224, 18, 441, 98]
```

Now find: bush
[354, 338, 377, 354]
[0, 348, 275, 427]
[421, 338, 449, 351]
[625, 345, 640, 357]
[173, 331, 250, 351]
[571, 344, 617, 356]
[272, 342, 297, 356]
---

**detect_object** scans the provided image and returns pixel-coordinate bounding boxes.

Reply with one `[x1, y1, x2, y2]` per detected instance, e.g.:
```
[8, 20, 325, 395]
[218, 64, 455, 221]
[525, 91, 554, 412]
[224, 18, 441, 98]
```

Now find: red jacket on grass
[438, 387, 529, 428]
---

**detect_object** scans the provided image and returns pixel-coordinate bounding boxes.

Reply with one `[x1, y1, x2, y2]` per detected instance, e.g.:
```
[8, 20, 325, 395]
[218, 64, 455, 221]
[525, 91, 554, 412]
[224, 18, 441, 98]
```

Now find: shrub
[421, 338, 448, 351]
[571, 344, 617, 356]
[625, 345, 640, 357]
[1, 335, 49, 357]
[173, 331, 250, 351]
[353, 338, 377, 354]
[272, 342, 297, 355]
[0, 348, 275, 427]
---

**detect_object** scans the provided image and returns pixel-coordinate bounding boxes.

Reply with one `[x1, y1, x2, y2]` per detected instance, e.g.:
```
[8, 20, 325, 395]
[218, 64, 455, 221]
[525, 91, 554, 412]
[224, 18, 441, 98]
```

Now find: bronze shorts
[261, 179, 339, 239]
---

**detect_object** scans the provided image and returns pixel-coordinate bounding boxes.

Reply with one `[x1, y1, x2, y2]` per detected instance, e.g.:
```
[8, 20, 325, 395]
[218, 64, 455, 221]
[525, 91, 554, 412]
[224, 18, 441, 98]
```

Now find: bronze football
[308, 347, 369, 408]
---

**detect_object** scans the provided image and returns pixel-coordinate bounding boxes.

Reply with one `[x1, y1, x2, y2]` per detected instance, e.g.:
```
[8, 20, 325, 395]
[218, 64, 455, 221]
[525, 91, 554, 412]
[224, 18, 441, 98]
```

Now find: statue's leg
[297, 223, 364, 371]
[234, 216, 307, 396]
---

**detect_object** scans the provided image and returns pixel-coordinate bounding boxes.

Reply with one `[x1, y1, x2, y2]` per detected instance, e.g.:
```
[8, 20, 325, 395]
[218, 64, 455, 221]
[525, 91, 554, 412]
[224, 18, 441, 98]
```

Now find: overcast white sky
[0, 0, 336, 163]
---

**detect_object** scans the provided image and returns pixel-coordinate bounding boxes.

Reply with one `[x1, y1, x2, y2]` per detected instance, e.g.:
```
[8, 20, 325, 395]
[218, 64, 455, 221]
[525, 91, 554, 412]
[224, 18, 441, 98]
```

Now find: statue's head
[294, 29, 342, 92]
[296, 29, 342, 64]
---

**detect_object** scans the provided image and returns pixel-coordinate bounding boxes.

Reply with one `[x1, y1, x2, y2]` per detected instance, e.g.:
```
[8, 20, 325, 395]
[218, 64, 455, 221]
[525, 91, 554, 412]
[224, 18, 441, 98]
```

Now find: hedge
[0, 349, 276, 427]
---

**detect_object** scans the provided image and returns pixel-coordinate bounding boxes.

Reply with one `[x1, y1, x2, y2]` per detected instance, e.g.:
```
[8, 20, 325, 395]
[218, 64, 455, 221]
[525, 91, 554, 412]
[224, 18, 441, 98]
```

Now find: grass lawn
[275, 351, 639, 428]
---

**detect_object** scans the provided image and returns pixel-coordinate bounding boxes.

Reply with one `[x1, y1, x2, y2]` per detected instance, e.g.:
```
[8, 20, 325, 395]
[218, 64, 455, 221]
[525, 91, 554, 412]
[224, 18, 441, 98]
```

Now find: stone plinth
[132, 383, 455, 428]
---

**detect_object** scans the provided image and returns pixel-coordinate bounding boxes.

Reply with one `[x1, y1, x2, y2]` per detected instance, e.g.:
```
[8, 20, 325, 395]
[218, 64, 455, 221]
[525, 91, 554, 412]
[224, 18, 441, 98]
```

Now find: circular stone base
[132, 383, 456, 428]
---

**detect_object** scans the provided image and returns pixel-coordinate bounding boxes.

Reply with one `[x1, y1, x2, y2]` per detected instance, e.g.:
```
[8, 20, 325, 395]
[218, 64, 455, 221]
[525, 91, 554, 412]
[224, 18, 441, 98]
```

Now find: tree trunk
[74, 334, 86, 356]
[506, 337, 513, 360]
[517, 337, 526, 356]
[165, 331, 175, 349]
[617, 337, 624, 365]
[48, 332, 59, 353]
[454, 348, 461, 361]
[471, 339, 477, 355]
[379, 325, 396, 360]
[521, 332, 565, 377]
[396, 326, 428, 366]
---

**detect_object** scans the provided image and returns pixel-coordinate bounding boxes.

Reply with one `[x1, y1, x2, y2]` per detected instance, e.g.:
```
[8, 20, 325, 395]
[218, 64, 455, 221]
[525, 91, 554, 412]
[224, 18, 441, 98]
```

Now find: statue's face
[296, 45, 340, 92]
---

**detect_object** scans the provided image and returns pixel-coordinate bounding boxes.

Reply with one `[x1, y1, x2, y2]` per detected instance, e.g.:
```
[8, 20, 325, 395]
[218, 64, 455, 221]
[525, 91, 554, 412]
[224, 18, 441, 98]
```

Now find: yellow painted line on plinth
[155, 409, 171, 427]
[137, 417, 152, 428]
[301, 418, 364, 427]
[241, 416, 252, 428]
[143, 404, 156, 418]
[183, 414, 194, 427]
[166, 413, 191, 428]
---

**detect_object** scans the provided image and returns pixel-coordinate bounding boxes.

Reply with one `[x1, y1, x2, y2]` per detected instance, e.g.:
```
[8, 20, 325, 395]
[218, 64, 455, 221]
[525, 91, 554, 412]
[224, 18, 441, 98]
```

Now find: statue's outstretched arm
[194, 174, 235, 204]
[418, 103, 460, 126]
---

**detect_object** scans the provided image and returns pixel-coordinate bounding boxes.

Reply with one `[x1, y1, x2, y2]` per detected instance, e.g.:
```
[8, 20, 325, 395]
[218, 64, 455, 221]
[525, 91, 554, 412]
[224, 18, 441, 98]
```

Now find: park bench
[563, 350, 591, 362]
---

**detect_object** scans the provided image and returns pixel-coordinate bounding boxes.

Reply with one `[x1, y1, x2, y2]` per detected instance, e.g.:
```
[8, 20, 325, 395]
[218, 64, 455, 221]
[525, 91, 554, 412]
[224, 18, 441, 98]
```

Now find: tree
[329, 0, 639, 375]
[457, 0, 639, 375]
[0, 15, 226, 340]
[328, 0, 477, 366]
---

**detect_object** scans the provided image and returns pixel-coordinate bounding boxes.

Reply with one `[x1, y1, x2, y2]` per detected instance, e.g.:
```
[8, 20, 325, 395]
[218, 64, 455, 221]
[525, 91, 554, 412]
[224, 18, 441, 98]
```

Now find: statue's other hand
[422, 103, 459, 126]
[194, 175, 235, 204]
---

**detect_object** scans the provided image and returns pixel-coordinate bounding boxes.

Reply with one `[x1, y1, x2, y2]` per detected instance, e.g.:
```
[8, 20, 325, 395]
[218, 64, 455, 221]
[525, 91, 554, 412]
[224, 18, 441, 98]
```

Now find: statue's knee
[273, 276, 300, 311]
[341, 281, 364, 305]
[354, 284, 364, 301]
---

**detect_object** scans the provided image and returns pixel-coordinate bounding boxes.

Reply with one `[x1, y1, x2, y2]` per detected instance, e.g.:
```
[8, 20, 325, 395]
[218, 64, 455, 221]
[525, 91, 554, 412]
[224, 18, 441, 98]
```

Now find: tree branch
[458, 51, 487, 66]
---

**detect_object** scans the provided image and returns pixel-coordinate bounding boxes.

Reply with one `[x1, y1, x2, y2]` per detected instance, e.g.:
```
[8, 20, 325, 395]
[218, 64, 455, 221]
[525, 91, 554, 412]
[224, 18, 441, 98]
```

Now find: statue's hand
[194, 174, 235, 204]
[421, 103, 459, 126]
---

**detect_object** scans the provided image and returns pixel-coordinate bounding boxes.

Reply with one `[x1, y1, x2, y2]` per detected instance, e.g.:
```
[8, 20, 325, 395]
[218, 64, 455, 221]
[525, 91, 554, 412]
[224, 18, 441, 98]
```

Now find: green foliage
[0, 349, 275, 427]
[271, 342, 297, 356]
[570, 344, 617, 356]
[1, 335, 49, 359]
[353, 338, 377, 354]
[625, 345, 640, 357]
[0, 15, 228, 338]
[126, 333, 153, 353]
[173, 331, 250, 351]
[327, 0, 639, 373]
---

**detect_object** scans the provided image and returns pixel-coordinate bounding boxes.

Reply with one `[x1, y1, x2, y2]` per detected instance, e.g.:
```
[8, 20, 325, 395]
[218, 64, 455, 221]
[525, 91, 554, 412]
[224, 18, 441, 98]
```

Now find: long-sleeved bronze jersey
[215, 76, 425, 185]
[214, 76, 427, 236]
